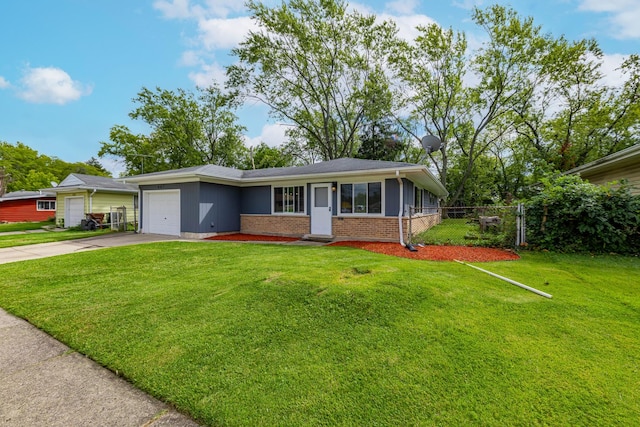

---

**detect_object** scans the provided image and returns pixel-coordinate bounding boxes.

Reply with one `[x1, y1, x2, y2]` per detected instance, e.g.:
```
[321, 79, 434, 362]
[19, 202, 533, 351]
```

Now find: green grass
[0, 220, 55, 233]
[416, 218, 513, 247]
[0, 228, 112, 248]
[417, 218, 472, 245]
[0, 242, 638, 426]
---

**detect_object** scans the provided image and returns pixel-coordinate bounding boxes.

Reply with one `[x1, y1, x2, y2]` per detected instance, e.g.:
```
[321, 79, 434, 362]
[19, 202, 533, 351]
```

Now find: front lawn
[0, 228, 112, 248]
[0, 220, 55, 233]
[0, 242, 638, 426]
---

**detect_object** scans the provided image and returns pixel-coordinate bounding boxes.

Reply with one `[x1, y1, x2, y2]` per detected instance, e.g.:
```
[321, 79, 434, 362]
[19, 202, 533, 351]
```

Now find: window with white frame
[273, 185, 305, 213]
[340, 182, 382, 214]
[37, 200, 56, 211]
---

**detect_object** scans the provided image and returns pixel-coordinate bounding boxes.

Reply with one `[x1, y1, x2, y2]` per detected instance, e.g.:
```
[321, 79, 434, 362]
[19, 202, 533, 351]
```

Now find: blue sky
[1, 0, 638, 176]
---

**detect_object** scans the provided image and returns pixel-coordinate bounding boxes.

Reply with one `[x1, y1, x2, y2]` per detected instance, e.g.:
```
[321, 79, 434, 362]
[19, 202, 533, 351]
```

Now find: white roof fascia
[120, 164, 448, 195]
[46, 186, 137, 194]
[567, 144, 640, 175]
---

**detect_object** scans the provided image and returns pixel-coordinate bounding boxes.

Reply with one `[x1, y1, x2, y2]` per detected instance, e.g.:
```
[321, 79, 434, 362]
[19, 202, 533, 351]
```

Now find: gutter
[89, 188, 97, 212]
[396, 171, 405, 246]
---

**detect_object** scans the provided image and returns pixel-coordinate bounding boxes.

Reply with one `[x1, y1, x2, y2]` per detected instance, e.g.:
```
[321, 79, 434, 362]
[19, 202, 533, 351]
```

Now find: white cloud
[179, 50, 201, 67]
[380, 13, 438, 42]
[245, 123, 288, 148]
[201, 0, 246, 19]
[452, 0, 485, 10]
[598, 53, 628, 87]
[153, 0, 193, 19]
[154, 0, 247, 20]
[385, 0, 419, 15]
[18, 66, 92, 105]
[100, 157, 128, 178]
[579, 0, 640, 39]
[197, 16, 256, 50]
[188, 62, 227, 87]
[0, 76, 10, 89]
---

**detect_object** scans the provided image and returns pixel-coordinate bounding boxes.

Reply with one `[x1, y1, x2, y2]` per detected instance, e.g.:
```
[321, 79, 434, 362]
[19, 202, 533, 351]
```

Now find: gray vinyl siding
[403, 179, 414, 216]
[385, 178, 400, 217]
[384, 178, 426, 217]
[180, 183, 201, 232]
[241, 186, 271, 214]
[216, 184, 241, 232]
[199, 183, 241, 233]
[140, 182, 198, 232]
[141, 182, 241, 233]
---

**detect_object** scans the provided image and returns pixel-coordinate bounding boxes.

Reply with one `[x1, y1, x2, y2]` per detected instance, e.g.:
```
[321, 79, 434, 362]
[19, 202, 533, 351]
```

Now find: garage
[143, 190, 181, 236]
[65, 196, 85, 227]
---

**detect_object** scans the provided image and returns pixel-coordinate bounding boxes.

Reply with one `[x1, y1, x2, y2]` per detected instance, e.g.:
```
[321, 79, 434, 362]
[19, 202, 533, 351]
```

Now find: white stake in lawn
[454, 260, 553, 299]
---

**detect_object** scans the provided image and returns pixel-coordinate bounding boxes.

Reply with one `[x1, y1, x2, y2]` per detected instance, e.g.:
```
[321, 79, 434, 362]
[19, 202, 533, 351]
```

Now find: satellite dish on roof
[50, 181, 58, 188]
[421, 135, 442, 154]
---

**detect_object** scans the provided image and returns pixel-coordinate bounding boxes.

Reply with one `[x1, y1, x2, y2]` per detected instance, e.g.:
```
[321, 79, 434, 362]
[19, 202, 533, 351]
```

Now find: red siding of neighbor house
[0, 198, 57, 222]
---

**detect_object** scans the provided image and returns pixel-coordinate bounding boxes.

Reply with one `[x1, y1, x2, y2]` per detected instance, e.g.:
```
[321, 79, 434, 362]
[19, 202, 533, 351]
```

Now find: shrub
[525, 175, 640, 254]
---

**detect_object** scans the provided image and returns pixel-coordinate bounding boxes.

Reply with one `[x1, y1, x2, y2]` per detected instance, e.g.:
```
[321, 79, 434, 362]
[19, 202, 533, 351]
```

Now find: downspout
[89, 188, 97, 213]
[396, 171, 405, 246]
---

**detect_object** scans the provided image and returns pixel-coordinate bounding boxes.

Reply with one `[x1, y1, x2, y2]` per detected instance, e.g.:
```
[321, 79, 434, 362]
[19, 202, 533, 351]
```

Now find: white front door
[311, 183, 332, 235]
[65, 196, 84, 227]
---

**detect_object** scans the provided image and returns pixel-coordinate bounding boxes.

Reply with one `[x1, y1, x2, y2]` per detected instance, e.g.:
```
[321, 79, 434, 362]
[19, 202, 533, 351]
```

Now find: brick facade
[333, 216, 402, 241]
[241, 214, 310, 236]
[406, 213, 441, 238]
[240, 212, 441, 242]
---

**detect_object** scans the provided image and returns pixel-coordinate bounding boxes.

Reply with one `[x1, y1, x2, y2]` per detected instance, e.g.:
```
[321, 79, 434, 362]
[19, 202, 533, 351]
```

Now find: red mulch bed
[328, 241, 520, 262]
[205, 233, 299, 242]
[204, 234, 519, 262]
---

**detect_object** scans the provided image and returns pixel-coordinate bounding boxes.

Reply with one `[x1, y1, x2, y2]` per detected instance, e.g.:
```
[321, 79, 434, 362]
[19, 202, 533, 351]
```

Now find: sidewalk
[0, 308, 200, 426]
[0, 233, 201, 425]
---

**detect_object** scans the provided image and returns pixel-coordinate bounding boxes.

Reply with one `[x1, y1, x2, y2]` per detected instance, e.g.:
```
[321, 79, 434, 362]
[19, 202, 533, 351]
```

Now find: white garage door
[144, 190, 181, 236]
[65, 197, 84, 227]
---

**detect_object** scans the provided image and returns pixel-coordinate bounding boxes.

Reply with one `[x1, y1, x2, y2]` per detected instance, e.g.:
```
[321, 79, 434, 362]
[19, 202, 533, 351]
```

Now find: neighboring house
[120, 158, 448, 242]
[566, 144, 640, 195]
[0, 190, 57, 222]
[43, 174, 138, 228]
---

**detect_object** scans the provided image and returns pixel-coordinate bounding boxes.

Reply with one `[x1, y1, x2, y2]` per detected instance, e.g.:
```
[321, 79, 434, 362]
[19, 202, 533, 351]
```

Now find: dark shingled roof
[126, 158, 421, 180]
[241, 158, 419, 178]
[51, 173, 138, 192]
[0, 190, 56, 201]
[128, 164, 244, 180]
[120, 158, 448, 197]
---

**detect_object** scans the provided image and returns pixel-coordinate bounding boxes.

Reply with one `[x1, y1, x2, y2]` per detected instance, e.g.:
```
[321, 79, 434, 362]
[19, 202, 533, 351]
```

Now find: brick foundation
[406, 213, 441, 238]
[240, 213, 441, 242]
[241, 214, 310, 237]
[332, 216, 402, 241]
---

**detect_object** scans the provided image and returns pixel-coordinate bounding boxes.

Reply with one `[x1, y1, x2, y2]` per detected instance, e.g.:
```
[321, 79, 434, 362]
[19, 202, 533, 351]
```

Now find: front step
[302, 234, 335, 243]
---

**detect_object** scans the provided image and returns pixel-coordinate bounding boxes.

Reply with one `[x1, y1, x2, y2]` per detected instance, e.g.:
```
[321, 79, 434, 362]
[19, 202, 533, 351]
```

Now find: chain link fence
[408, 205, 526, 249]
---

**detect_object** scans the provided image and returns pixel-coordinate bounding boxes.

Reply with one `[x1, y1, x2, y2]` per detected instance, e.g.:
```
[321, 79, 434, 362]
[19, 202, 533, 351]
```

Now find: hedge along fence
[525, 175, 640, 255]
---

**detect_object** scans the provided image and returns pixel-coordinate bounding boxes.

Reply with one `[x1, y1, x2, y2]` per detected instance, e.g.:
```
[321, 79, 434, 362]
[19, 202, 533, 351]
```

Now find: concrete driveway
[0, 232, 180, 265]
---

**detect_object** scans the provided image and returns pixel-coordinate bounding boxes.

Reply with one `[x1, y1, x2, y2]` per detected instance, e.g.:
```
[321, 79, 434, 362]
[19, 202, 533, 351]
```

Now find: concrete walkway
[0, 232, 179, 265]
[0, 308, 199, 426]
[0, 233, 201, 426]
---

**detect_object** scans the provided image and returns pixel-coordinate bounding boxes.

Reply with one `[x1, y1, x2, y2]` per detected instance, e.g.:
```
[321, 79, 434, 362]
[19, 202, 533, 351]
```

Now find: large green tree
[99, 85, 247, 175]
[355, 118, 405, 161]
[390, 5, 640, 205]
[227, 0, 397, 161]
[0, 141, 110, 194]
[243, 142, 294, 169]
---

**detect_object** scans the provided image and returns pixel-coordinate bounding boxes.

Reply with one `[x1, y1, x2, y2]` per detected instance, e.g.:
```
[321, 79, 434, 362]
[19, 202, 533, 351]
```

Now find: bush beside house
[525, 175, 640, 255]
